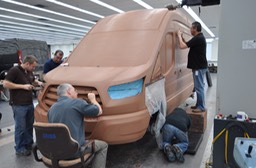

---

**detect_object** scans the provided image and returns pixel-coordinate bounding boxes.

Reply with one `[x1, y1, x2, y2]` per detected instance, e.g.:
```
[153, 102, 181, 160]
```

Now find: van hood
[44, 65, 149, 87]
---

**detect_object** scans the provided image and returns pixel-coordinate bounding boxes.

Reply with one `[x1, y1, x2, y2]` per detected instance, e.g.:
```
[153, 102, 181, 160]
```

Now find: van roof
[67, 9, 179, 67]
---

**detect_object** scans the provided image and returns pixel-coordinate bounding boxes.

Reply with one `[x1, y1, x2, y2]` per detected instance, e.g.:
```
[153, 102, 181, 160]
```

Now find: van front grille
[42, 85, 102, 110]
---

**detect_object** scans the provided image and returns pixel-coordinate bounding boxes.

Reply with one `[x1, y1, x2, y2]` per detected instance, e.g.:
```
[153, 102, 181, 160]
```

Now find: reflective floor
[0, 74, 217, 168]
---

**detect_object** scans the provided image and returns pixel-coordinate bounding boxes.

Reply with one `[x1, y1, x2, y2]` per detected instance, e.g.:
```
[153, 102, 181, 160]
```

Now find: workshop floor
[0, 73, 217, 168]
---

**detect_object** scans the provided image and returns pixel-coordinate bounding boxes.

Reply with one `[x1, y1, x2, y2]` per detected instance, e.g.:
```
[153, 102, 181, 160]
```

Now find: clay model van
[35, 8, 194, 144]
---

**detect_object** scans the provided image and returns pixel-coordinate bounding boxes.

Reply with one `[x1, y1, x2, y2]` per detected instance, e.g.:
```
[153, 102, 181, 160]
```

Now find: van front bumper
[34, 105, 151, 144]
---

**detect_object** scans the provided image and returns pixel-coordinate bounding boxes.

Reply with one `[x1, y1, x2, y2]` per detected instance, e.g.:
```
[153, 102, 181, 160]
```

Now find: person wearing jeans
[3, 55, 43, 156]
[12, 105, 34, 153]
[192, 69, 207, 111]
[161, 108, 191, 163]
[48, 83, 108, 168]
[177, 21, 208, 112]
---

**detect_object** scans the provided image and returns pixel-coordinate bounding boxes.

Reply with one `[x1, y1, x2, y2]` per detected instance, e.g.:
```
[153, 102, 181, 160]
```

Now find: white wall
[207, 39, 218, 65]
[211, 39, 218, 62]
[217, 0, 256, 117]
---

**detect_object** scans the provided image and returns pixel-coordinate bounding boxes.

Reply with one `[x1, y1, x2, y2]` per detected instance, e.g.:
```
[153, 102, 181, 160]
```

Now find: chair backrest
[34, 122, 79, 161]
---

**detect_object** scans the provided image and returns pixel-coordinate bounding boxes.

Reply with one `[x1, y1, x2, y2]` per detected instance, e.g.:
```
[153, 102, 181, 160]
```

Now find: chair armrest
[81, 140, 95, 153]
[32, 143, 43, 162]
[79, 140, 95, 167]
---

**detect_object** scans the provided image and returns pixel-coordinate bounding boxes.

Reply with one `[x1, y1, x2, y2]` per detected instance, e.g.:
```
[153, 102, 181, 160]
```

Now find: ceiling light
[175, 0, 215, 37]
[0, 7, 91, 29]
[90, 0, 124, 13]
[1, 0, 96, 24]
[0, 14, 87, 33]
[0, 20, 85, 36]
[46, 0, 104, 18]
[133, 0, 153, 9]
[182, 6, 215, 37]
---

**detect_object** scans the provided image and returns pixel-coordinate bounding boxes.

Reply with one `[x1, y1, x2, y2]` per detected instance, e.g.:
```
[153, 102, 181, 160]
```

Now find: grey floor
[0, 73, 217, 168]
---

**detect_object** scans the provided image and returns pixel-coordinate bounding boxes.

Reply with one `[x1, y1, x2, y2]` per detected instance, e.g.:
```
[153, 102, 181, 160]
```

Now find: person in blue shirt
[43, 50, 63, 74]
[48, 83, 108, 168]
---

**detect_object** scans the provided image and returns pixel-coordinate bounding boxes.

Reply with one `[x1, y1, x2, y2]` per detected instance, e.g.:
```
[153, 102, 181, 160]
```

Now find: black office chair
[33, 122, 95, 168]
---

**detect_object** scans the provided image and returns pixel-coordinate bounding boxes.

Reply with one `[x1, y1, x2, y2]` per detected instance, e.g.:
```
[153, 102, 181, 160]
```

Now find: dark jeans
[12, 104, 34, 152]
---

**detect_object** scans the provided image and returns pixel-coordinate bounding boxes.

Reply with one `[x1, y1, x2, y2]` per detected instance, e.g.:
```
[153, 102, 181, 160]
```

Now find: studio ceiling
[0, 0, 220, 45]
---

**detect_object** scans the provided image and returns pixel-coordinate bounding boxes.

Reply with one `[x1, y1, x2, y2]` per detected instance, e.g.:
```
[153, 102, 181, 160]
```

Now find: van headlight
[108, 78, 144, 99]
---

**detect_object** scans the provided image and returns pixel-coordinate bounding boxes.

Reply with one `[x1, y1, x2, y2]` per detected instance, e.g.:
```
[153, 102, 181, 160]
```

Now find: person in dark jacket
[43, 49, 63, 74]
[161, 108, 191, 163]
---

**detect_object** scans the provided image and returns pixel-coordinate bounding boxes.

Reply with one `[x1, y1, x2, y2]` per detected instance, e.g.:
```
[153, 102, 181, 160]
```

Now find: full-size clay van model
[35, 8, 194, 144]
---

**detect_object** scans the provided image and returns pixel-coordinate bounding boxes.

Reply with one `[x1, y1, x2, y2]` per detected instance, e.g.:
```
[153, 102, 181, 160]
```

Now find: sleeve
[76, 99, 99, 117]
[186, 36, 197, 48]
[43, 61, 50, 73]
[5, 67, 17, 82]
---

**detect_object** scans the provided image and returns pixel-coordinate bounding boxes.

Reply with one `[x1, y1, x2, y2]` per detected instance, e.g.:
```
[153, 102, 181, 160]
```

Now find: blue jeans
[12, 104, 34, 152]
[161, 124, 188, 153]
[92, 140, 108, 168]
[192, 69, 207, 110]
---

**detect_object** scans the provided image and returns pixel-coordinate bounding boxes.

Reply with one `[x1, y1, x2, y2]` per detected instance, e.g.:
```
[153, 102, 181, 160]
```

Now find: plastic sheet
[145, 77, 167, 148]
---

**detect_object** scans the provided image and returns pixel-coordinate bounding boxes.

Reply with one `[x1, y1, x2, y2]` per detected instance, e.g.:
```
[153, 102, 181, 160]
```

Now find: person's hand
[88, 93, 96, 102]
[23, 84, 34, 90]
[177, 30, 182, 37]
[38, 81, 44, 87]
[88, 92, 103, 115]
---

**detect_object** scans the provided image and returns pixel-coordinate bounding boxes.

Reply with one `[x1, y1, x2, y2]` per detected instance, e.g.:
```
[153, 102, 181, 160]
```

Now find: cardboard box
[186, 108, 207, 133]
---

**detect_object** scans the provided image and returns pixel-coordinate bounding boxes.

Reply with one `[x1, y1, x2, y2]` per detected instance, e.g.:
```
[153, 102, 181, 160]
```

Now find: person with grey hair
[177, 21, 208, 113]
[3, 55, 43, 156]
[48, 83, 108, 168]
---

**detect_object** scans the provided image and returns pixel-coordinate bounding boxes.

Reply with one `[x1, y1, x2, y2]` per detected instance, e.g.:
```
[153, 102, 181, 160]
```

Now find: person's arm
[3, 80, 34, 90]
[34, 79, 44, 87]
[88, 93, 103, 116]
[177, 30, 188, 49]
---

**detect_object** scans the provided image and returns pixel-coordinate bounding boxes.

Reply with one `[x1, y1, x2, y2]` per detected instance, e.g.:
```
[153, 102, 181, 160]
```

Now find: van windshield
[67, 31, 159, 67]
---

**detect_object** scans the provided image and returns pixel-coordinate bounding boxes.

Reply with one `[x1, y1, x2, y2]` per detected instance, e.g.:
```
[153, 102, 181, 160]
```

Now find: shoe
[172, 146, 185, 163]
[192, 109, 204, 113]
[16, 149, 31, 156]
[25, 144, 33, 151]
[190, 106, 197, 109]
[164, 144, 176, 162]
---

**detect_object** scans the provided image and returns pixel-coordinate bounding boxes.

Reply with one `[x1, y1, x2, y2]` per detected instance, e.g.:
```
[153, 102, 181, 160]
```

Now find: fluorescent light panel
[0, 24, 84, 38]
[0, 14, 87, 33]
[46, 0, 104, 18]
[0, 7, 91, 29]
[90, 0, 124, 13]
[0, 27, 83, 39]
[2, 0, 96, 24]
[0, 20, 85, 36]
[133, 0, 153, 9]
[182, 7, 215, 37]
[175, 0, 215, 37]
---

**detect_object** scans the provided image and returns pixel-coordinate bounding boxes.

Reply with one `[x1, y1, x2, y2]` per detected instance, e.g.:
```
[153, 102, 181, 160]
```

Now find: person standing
[43, 49, 63, 74]
[48, 83, 108, 168]
[177, 21, 208, 112]
[3, 55, 43, 156]
[161, 108, 191, 163]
